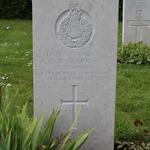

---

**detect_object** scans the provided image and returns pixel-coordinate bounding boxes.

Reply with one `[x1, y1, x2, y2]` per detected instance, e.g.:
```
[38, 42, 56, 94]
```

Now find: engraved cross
[128, 10, 150, 42]
[61, 85, 88, 126]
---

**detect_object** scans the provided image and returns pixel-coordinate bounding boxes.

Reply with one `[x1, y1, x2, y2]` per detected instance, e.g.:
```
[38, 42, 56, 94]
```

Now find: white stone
[123, 0, 150, 45]
[33, 0, 118, 149]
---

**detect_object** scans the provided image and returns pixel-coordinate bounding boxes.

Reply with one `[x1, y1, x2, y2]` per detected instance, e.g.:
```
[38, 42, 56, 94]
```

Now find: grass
[0, 20, 150, 141]
[116, 64, 150, 140]
[0, 20, 33, 115]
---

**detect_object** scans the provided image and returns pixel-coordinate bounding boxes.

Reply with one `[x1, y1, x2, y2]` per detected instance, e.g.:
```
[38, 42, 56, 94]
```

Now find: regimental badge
[56, 8, 95, 48]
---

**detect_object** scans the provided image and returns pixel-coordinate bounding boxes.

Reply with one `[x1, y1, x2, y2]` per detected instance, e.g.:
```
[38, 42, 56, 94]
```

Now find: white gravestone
[33, 0, 118, 149]
[123, 0, 150, 45]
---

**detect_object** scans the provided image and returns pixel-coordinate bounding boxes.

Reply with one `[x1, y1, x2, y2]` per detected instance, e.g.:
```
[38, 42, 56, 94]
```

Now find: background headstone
[33, 0, 118, 149]
[123, 0, 150, 45]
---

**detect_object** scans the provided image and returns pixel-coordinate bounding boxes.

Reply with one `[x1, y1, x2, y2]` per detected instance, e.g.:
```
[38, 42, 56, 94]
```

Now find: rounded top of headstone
[55, 8, 95, 49]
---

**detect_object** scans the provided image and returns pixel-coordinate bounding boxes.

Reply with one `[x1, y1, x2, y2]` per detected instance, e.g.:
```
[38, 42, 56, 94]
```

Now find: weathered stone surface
[123, 0, 150, 45]
[33, 0, 118, 149]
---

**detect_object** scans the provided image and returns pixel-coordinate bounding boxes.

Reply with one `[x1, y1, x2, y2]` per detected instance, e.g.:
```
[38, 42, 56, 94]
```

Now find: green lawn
[0, 20, 150, 141]
[116, 64, 150, 140]
[0, 20, 33, 114]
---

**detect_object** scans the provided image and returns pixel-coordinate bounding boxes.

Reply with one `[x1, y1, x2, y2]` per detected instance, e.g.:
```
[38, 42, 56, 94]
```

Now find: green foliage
[118, 22, 123, 50]
[0, 0, 32, 19]
[1, 20, 150, 142]
[0, 86, 91, 150]
[118, 42, 150, 64]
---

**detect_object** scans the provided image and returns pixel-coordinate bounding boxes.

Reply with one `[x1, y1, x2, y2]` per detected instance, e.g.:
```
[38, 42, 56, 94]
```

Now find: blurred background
[0, 0, 123, 20]
[0, 0, 32, 19]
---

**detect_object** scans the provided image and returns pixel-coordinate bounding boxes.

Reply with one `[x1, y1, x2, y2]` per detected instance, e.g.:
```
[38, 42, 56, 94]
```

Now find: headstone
[33, 0, 118, 149]
[123, 0, 150, 45]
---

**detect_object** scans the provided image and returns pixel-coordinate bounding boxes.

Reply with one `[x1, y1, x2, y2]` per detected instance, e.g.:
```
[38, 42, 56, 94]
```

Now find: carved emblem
[56, 8, 95, 48]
